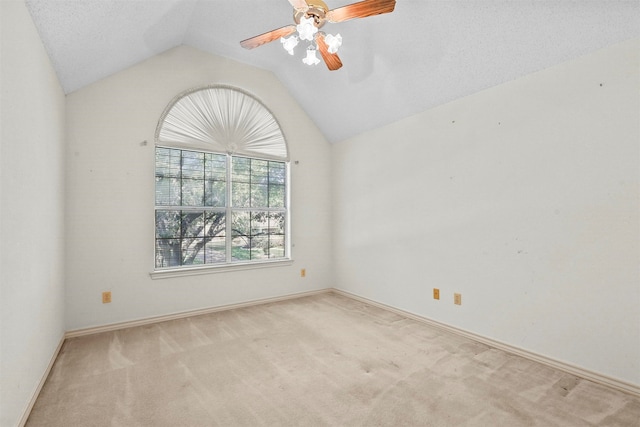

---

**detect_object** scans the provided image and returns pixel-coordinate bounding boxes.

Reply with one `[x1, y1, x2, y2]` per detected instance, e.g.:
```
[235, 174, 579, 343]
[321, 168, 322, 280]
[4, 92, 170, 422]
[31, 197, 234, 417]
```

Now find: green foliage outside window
[155, 147, 287, 269]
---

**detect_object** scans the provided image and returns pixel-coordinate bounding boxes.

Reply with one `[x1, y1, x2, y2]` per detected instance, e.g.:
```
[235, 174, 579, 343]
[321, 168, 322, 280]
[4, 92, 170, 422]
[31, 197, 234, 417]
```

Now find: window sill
[149, 259, 293, 280]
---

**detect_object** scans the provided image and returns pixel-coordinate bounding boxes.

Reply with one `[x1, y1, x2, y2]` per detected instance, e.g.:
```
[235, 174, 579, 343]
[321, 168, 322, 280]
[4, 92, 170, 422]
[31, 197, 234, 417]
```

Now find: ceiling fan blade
[240, 25, 297, 49]
[288, 0, 308, 10]
[315, 33, 343, 71]
[327, 0, 396, 23]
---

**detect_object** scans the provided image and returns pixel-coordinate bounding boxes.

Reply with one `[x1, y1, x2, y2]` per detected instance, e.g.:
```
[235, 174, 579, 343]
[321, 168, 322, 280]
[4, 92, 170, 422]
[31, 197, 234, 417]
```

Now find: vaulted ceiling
[25, 0, 640, 143]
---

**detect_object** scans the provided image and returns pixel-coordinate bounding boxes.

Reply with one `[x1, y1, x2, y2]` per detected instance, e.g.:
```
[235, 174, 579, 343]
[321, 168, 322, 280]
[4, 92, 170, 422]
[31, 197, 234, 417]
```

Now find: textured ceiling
[25, 0, 640, 143]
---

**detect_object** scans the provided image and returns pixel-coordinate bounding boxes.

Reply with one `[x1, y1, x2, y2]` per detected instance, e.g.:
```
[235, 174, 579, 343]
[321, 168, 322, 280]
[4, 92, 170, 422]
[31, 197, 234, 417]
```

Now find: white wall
[0, 1, 67, 425]
[64, 46, 333, 330]
[332, 38, 640, 385]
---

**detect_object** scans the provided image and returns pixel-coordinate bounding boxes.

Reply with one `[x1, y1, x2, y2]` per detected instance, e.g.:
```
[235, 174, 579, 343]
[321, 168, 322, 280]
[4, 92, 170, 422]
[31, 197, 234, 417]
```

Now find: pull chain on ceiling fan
[240, 0, 396, 71]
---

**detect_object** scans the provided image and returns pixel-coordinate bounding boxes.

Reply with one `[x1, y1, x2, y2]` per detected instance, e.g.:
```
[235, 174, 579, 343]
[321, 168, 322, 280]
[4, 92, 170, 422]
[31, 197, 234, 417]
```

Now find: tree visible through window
[155, 147, 287, 269]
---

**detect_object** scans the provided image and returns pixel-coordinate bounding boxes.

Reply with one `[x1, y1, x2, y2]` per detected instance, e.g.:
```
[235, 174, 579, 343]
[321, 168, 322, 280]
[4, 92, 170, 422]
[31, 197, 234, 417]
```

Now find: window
[153, 85, 290, 272]
[155, 148, 287, 269]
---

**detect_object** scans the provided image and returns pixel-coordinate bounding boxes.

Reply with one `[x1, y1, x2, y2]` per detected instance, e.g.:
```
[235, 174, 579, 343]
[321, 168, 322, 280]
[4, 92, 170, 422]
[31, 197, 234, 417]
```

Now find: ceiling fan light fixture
[302, 47, 321, 65]
[296, 16, 318, 41]
[240, 0, 397, 71]
[281, 35, 299, 55]
[325, 33, 342, 53]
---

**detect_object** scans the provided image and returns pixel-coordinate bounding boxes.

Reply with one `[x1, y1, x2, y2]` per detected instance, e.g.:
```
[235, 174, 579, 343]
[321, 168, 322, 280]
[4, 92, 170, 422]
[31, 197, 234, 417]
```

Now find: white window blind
[156, 85, 289, 161]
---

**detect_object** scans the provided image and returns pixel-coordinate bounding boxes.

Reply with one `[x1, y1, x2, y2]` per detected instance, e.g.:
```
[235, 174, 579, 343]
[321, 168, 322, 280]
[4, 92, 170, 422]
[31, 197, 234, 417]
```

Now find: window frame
[151, 145, 292, 279]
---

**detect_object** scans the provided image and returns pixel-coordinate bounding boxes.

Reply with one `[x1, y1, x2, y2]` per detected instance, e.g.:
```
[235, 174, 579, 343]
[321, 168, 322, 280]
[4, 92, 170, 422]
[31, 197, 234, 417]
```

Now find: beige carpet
[27, 292, 639, 426]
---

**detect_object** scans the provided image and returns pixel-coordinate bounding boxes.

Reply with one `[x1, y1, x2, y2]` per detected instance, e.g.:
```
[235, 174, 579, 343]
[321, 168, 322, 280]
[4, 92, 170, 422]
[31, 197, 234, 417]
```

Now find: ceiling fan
[240, 0, 396, 71]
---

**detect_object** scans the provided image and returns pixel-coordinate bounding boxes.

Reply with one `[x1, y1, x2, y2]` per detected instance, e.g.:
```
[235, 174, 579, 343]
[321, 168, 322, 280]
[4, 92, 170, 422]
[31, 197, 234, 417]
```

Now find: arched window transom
[156, 85, 288, 161]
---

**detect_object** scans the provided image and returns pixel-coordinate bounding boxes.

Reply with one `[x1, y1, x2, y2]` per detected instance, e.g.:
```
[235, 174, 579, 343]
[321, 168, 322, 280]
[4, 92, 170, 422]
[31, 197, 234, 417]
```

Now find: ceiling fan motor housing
[294, 0, 329, 28]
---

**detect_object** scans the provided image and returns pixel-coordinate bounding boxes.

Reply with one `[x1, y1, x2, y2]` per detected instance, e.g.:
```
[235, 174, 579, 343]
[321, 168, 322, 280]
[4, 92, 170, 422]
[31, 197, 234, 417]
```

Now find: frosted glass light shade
[296, 16, 318, 41]
[303, 48, 320, 65]
[156, 86, 288, 161]
[325, 33, 342, 54]
[281, 35, 299, 55]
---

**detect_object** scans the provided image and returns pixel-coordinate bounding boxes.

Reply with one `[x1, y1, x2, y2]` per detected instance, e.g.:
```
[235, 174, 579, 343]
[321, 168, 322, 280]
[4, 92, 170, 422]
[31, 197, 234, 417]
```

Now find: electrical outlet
[454, 293, 462, 305]
[102, 291, 112, 304]
[300, 268, 306, 278]
[433, 288, 440, 300]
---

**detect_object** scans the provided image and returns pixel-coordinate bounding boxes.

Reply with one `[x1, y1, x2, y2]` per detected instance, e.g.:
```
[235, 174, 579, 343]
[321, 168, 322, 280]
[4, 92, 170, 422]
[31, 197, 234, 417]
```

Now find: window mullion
[179, 150, 184, 267]
[202, 155, 207, 265]
[226, 154, 233, 263]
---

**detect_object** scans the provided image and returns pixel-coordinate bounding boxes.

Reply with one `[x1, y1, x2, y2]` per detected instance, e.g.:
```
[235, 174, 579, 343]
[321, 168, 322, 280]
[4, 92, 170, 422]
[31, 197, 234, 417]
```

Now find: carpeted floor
[27, 292, 640, 426]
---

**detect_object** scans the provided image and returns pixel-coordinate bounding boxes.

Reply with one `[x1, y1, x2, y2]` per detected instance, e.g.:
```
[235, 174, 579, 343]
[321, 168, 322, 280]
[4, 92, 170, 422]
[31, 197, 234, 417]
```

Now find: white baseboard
[18, 334, 65, 427]
[65, 288, 332, 338]
[331, 288, 640, 398]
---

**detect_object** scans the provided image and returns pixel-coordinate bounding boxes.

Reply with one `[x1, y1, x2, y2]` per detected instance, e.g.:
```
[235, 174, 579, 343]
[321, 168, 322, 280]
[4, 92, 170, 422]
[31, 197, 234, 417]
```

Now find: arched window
[153, 86, 289, 273]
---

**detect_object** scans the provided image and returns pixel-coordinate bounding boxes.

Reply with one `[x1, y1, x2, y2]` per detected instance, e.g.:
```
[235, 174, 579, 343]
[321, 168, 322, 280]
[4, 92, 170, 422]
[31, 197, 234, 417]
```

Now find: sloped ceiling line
[25, 0, 640, 143]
